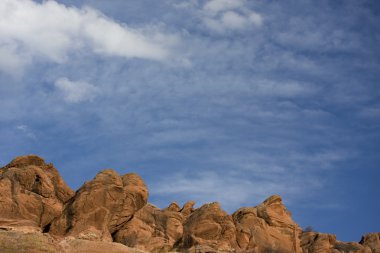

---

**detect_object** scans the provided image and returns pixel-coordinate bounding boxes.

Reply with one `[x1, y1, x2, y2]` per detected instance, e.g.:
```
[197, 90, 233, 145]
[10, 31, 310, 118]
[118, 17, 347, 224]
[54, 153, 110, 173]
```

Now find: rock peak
[4, 154, 46, 168]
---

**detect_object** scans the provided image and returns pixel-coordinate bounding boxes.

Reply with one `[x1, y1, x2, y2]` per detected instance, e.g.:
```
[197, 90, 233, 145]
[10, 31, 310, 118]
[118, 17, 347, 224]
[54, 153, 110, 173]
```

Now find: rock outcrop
[0, 155, 74, 230]
[176, 202, 238, 252]
[361, 233, 380, 253]
[301, 232, 380, 253]
[233, 195, 301, 253]
[50, 169, 148, 241]
[0, 155, 379, 253]
[113, 203, 184, 252]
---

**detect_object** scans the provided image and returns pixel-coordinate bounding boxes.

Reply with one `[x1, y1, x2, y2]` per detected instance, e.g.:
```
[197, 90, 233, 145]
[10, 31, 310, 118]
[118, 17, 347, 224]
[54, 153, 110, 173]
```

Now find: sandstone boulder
[180, 200, 196, 217]
[301, 231, 376, 253]
[176, 202, 237, 252]
[0, 155, 74, 230]
[114, 203, 184, 252]
[165, 201, 181, 212]
[360, 233, 380, 253]
[50, 169, 148, 241]
[232, 195, 301, 253]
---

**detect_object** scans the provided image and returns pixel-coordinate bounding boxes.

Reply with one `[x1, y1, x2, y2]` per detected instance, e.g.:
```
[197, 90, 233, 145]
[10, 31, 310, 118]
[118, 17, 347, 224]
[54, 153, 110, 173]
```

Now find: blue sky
[0, 0, 379, 242]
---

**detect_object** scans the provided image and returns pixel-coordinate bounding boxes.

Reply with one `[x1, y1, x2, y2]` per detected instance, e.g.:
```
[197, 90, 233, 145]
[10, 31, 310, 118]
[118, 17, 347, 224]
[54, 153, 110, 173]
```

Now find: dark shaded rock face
[0, 155, 74, 230]
[0, 155, 379, 253]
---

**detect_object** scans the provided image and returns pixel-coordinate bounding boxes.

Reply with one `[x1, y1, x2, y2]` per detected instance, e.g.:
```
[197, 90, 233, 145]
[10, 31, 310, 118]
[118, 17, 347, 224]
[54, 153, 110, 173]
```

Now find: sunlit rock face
[113, 203, 185, 252]
[176, 202, 238, 252]
[0, 155, 74, 230]
[50, 169, 148, 241]
[0, 155, 379, 253]
[232, 195, 302, 253]
[301, 231, 380, 253]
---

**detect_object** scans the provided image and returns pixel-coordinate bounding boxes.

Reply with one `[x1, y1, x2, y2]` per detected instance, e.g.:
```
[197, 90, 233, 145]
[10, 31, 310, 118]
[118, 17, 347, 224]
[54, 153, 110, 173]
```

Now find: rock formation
[113, 203, 184, 252]
[233, 195, 302, 253]
[176, 202, 238, 252]
[301, 232, 380, 253]
[49, 169, 148, 241]
[0, 155, 379, 253]
[0, 155, 74, 230]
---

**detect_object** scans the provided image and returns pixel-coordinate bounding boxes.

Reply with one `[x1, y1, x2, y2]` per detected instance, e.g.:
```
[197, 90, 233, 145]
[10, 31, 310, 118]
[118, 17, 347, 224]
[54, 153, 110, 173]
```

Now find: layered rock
[361, 233, 380, 253]
[50, 169, 148, 241]
[301, 232, 380, 253]
[180, 200, 196, 217]
[233, 195, 301, 253]
[0, 155, 74, 230]
[113, 203, 184, 252]
[176, 202, 238, 252]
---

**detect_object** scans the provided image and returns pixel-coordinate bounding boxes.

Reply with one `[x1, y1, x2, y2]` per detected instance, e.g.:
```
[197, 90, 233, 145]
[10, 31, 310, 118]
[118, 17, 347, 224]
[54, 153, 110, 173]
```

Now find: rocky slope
[0, 155, 378, 253]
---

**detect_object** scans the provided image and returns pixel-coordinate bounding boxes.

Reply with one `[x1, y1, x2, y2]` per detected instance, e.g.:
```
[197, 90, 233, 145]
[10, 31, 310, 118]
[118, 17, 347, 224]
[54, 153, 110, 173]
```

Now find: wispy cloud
[150, 169, 316, 212]
[174, 0, 262, 33]
[54, 77, 99, 103]
[15, 124, 37, 140]
[0, 0, 178, 74]
[0, 0, 379, 242]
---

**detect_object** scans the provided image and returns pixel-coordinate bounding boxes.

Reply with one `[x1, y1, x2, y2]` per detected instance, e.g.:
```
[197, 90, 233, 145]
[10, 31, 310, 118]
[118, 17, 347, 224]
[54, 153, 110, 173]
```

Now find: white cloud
[0, 44, 30, 75]
[172, 0, 262, 33]
[201, 0, 262, 33]
[54, 77, 99, 103]
[0, 0, 176, 74]
[151, 170, 306, 211]
[15, 125, 37, 140]
[253, 80, 316, 97]
[203, 0, 245, 13]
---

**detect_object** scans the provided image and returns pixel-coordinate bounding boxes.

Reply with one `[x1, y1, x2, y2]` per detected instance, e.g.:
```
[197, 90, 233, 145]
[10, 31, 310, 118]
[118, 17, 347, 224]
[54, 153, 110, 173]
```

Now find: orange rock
[50, 169, 148, 241]
[360, 233, 380, 253]
[114, 203, 184, 252]
[0, 155, 74, 230]
[233, 195, 302, 253]
[177, 202, 238, 252]
[180, 200, 196, 216]
[301, 231, 379, 253]
[1, 155, 379, 253]
[165, 201, 181, 212]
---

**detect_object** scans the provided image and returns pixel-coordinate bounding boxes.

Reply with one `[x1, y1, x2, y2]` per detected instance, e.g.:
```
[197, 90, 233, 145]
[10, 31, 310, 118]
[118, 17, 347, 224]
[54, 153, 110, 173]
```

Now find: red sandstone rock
[50, 169, 148, 241]
[0, 155, 379, 253]
[361, 233, 380, 253]
[301, 231, 380, 253]
[233, 195, 302, 253]
[113, 203, 184, 252]
[180, 200, 196, 217]
[177, 202, 238, 252]
[0, 155, 74, 230]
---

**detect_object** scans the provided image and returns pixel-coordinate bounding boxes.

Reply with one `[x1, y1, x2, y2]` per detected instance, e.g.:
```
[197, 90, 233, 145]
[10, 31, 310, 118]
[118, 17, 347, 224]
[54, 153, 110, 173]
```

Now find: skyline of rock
[0, 155, 378, 253]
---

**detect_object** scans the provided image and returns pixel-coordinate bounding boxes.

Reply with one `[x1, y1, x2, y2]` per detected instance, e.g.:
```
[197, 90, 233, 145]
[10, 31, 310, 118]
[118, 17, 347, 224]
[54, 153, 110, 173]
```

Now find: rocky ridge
[0, 155, 378, 253]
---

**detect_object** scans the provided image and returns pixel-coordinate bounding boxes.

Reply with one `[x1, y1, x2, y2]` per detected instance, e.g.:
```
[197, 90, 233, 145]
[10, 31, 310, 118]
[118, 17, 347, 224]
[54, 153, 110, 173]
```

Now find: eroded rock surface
[233, 195, 301, 253]
[301, 232, 380, 253]
[177, 202, 238, 252]
[50, 169, 148, 241]
[0, 155, 74, 230]
[114, 203, 184, 252]
[361, 233, 380, 253]
[0, 155, 379, 253]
